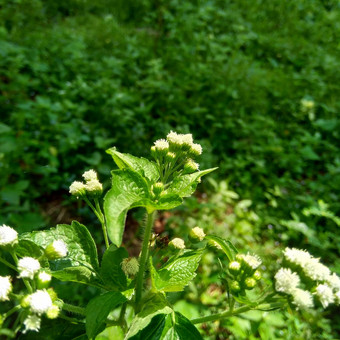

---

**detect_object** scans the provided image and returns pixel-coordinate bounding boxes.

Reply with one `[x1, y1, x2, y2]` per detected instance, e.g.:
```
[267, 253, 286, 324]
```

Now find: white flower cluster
[0, 276, 12, 301]
[18, 257, 41, 279]
[0, 224, 18, 247]
[69, 169, 102, 198]
[274, 247, 340, 309]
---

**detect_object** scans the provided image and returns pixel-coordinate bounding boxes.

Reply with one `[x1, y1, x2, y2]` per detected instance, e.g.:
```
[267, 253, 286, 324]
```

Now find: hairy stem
[0, 256, 18, 272]
[135, 210, 156, 312]
[62, 302, 86, 316]
[95, 198, 110, 249]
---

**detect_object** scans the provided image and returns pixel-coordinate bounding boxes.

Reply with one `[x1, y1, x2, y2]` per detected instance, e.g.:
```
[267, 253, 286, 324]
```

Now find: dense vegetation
[1, 0, 340, 338]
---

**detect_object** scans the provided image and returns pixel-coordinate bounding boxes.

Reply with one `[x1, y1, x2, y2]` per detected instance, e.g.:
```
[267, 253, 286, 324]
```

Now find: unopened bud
[152, 182, 164, 197]
[154, 139, 169, 156]
[183, 159, 199, 174]
[189, 227, 206, 243]
[21, 295, 31, 308]
[121, 257, 139, 277]
[151, 146, 157, 158]
[45, 240, 68, 260]
[46, 304, 60, 319]
[244, 277, 257, 290]
[165, 152, 176, 162]
[228, 261, 241, 276]
[37, 271, 52, 289]
[253, 270, 261, 281]
[47, 288, 58, 302]
[230, 280, 241, 293]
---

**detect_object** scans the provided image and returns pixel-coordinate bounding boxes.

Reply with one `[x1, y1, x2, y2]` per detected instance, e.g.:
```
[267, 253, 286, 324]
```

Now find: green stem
[0, 256, 18, 272]
[95, 198, 110, 249]
[62, 302, 86, 316]
[191, 302, 285, 324]
[3, 305, 21, 320]
[135, 210, 156, 312]
[10, 251, 33, 293]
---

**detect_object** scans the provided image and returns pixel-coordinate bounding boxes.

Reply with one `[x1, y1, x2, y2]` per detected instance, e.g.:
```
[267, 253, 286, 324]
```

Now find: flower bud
[47, 288, 58, 302]
[152, 182, 164, 197]
[154, 139, 169, 156]
[0, 225, 18, 249]
[69, 181, 86, 198]
[45, 240, 68, 260]
[21, 295, 31, 308]
[151, 146, 157, 159]
[121, 257, 139, 277]
[37, 271, 52, 289]
[46, 304, 60, 319]
[165, 151, 176, 162]
[183, 159, 199, 174]
[18, 257, 41, 279]
[253, 270, 261, 281]
[0, 276, 12, 301]
[244, 277, 257, 290]
[168, 238, 185, 250]
[230, 280, 241, 293]
[189, 227, 206, 243]
[228, 261, 241, 276]
[85, 179, 103, 197]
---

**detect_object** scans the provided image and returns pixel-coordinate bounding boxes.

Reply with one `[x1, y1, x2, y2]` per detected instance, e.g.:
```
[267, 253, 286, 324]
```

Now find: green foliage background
[1, 0, 340, 338]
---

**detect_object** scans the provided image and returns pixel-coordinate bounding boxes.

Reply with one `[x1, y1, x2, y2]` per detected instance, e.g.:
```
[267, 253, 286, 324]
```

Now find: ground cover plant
[1, 132, 339, 339]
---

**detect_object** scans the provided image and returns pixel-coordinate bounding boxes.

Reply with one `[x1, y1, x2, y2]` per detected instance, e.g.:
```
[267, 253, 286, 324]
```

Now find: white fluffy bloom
[154, 139, 169, 150]
[85, 179, 103, 194]
[315, 284, 335, 308]
[190, 143, 203, 156]
[291, 288, 314, 309]
[181, 133, 193, 146]
[29, 290, 53, 315]
[0, 276, 12, 301]
[190, 227, 206, 242]
[275, 268, 300, 294]
[37, 271, 52, 284]
[69, 181, 86, 197]
[18, 257, 41, 279]
[169, 238, 185, 250]
[167, 131, 183, 145]
[82, 169, 98, 182]
[23, 314, 41, 333]
[51, 240, 68, 258]
[242, 253, 262, 270]
[325, 273, 340, 291]
[283, 247, 311, 266]
[0, 225, 18, 247]
[303, 258, 330, 281]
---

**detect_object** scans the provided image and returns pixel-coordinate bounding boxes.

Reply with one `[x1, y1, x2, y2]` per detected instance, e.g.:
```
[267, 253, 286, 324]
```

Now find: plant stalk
[135, 210, 156, 312]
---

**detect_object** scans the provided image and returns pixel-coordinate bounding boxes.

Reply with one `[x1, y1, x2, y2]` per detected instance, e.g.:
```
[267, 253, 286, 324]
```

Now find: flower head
[190, 143, 203, 156]
[154, 139, 169, 151]
[315, 284, 335, 308]
[291, 288, 314, 310]
[69, 181, 86, 198]
[326, 273, 340, 291]
[23, 315, 41, 333]
[29, 289, 53, 315]
[18, 257, 41, 279]
[37, 271, 52, 289]
[45, 240, 68, 260]
[189, 226, 206, 243]
[169, 238, 185, 250]
[46, 304, 60, 319]
[184, 159, 199, 173]
[85, 179, 103, 196]
[82, 169, 98, 182]
[121, 257, 139, 277]
[283, 247, 311, 267]
[275, 268, 300, 294]
[0, 276, 12, 301]
[0, 225, 18, 247]
[241, 253, 262, 270]
[303, 258, 330, 282]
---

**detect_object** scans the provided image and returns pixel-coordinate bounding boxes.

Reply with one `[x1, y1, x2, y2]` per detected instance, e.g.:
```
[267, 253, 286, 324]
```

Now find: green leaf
[137, 194, 183, 212]
[52, 266, 94, 284]
[86, 291, 127, 339]
[172, 312, 203, 340]
[167, 168, 218, 198]
[125, 294, 173, 339]
[150, 250, 203, 292]
[21, 221, 99, 284]
[100, 245, 128, 290]
[16, 239, 44, 259]
[104, 169, 149, 246]
[107, 147, 159, 182]
[206, 235, 238, 262]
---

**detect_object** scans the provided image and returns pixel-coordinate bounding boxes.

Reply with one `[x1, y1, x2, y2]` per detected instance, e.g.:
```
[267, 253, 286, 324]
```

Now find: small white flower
[190, 143, 203, 156]
[181, 133, 193, 146]
[291, 288, 314, 309]
[82, 169, 98, 182]
[0, 225, 18, 247]
[190, 227, 206, 242]
[154, 139, 169, 150]
[325, 273, 340, 291]
[315, 284, 335, 308]
[38, 271, 52, 283]
[303, 258, 330, 282]
[242, 253, 262, 270]
[0, 276, 12, 301]
[283, 247, 311, 266]
[23, 314, 41, 333]
[184, 159, 199, 173]
[85, 179, 103, 194]
[275, 268, 300, 294]
[169, 238, 186, 250]
[69, 181, 86, 197]
[18, 257, 41, 279]
[29, 289, 53, 315]
[167, 131, 183, 146]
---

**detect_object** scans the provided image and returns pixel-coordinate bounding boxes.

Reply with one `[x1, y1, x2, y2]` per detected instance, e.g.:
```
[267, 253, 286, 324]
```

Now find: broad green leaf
[150, 250, 203, 292]
[172, 312, 203, 340]
[100, 245, 128, 290]
[21, 221, 99, 283]
[206, 235, 238, 261]
[125, 294, 173, 339]
[167, 168, 217, 198]
[107, 147, 159, 182]
[52, 266, 94, 284]
[136, 194, 183, 212]
[86, 291, 127, 339]
[16, 239, 44, 259]
[104, 169, 150, 246]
